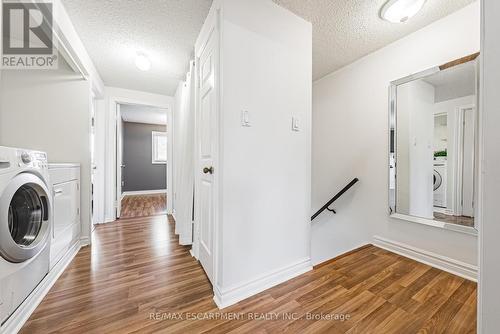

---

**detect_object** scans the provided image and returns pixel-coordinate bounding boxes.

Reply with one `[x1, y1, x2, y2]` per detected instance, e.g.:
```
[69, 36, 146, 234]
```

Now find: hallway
[20, 215, 477, 333]
[120, 194, 167, 218]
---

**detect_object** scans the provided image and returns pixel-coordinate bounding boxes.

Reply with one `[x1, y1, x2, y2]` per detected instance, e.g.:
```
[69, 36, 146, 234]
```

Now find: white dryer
[433, 161, 447, 208]
[0, 147, 52, 326]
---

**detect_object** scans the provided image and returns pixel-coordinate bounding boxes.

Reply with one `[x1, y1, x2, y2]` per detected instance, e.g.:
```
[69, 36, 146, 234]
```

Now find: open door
[90, 96, 98, 231]
[116, 103, 123, 218]
[461, 107, 475, 217]
[196, 25, 218, 284]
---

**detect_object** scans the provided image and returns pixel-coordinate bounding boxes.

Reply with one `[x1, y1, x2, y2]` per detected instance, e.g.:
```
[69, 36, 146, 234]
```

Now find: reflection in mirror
[389, 54, 478, 231]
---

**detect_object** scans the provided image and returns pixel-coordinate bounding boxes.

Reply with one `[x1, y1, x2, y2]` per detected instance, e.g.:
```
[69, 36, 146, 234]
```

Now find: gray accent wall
[123, 122, 167, 192]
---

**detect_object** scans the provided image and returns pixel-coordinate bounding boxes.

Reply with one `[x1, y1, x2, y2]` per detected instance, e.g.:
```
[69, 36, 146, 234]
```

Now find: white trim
[1, 241, 81, 334]
[152, 131, 167, 164]
[213, 258, 312, 309]
[171, 210, 180, 235]
[80, 236, 90, 247]
[48, 163, 81, 169]
[453, 104, 477, 217]
[179, 234, 193, 246]
[116, 103, 123, 218]
[106, 91, 174, 221]
[372, 236, 478, 282]
[390, 213, 478, 236]
[121, 189, 167, 197]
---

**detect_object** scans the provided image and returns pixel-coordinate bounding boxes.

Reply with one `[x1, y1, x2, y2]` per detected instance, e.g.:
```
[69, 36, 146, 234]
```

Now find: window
[152, 131, 167, 164]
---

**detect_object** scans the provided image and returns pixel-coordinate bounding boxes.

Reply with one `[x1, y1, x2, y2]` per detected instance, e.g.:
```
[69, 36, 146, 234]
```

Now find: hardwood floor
[434, 212, 475, 228]
[120, 194, 167, 218]
[21, 215, 477, 333]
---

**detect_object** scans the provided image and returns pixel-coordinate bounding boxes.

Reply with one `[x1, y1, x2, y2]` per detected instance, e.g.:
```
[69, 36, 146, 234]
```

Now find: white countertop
[48, 163, 81, 169]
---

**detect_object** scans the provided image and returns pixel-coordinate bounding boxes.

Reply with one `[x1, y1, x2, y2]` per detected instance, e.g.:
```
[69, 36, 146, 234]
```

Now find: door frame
[192, 6, 221, 289]
[453, 104, 476, 217]
[90, 90, 99, 231]
[108, 96, 173, 220]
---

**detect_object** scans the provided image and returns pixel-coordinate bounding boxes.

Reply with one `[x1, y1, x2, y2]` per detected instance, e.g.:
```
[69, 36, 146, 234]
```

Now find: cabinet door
[53, 180, 80, 239]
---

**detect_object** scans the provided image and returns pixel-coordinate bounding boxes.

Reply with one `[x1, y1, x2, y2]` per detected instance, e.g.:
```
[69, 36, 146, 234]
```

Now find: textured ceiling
[121, 104, 167, 125]
[61, 0, 476, 95]
[272, 0, 476, 80]
[424, 61, 476, 102]
[61, 0, 212, 96]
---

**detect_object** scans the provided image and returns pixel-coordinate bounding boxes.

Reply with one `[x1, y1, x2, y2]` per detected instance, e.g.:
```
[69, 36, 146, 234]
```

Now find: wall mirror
[389, 53, 479, 235]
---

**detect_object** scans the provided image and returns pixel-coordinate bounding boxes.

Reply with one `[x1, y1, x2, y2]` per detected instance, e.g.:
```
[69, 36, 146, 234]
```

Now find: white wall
[103, 87, 174, 222]
[217, 0, 312, 294]
[478, 0, 500, 331]
[0, 57, 92, 240]
[172, 64, 195, 244]
[311, 2, 480, 266]
[433, 114, 448, 152]
[397, 80, 435, 219]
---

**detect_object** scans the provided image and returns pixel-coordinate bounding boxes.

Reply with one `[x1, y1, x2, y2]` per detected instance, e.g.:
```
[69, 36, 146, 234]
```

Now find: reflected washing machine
[0, 147, 52, 325]
[433, 161, 447, 208]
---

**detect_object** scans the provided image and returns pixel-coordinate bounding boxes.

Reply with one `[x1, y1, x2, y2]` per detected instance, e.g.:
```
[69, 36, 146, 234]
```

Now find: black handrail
[311, 178, 359, 221]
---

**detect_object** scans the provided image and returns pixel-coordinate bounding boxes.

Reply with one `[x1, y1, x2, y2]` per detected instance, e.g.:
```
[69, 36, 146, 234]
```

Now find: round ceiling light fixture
[380, 0, 426, 23]
[135, 52, 151, 71]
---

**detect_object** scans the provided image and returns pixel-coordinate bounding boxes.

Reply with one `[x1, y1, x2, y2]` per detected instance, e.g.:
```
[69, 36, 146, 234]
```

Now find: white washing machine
[0, 147, 52, 326]
[433, 161, 447, 208]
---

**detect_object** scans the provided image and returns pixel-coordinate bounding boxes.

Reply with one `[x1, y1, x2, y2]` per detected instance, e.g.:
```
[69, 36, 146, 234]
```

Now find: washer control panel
[18, 150, 48, 168]
[21, 152, 32, 164]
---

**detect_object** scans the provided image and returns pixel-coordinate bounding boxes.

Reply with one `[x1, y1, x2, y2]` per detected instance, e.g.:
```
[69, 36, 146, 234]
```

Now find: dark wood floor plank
[120, 194, 167, 218]
[20, 217, 477, 334]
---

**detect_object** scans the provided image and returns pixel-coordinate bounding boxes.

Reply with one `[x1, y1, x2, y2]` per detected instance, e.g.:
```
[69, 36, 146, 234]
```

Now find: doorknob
[203, 166, 214, 174]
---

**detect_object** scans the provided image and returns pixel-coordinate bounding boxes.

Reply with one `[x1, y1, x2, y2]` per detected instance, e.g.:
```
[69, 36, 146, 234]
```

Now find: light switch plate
[292, 116, 300, 132]
[241, 110, 251, 127]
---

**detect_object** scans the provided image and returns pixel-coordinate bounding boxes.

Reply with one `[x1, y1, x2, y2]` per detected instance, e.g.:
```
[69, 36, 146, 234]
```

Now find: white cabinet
[48, 164, 81, 269]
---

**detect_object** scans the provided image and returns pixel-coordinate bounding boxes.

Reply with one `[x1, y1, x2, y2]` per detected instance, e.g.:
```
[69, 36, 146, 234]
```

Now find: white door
[462, 108, 475, 217]
[116, 103, 123, 218]
[197, 29, 218, 284]
[90, 97, 98, 231]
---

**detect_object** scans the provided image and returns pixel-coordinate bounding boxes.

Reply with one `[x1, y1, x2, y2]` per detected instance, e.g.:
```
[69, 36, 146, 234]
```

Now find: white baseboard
[80, 236, 90, 247]
[172, 213, 179, 235]
[179, 236, 193, 246]
[213, 258, 312, 309]
[372, 236, 478, 282]
[122, 189, 167, 197]
[2, 241, 81, 334]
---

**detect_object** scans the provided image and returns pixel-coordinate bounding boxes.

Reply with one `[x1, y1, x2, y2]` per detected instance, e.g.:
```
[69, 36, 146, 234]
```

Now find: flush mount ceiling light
[380, 0, 426, 23]
[135, 53, 151, 71]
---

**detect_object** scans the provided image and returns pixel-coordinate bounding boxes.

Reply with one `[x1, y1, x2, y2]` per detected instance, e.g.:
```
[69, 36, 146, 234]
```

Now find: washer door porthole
[8, 185, 48, 247]
[433, 170, 443, 191]
[0, 173, 51, 263]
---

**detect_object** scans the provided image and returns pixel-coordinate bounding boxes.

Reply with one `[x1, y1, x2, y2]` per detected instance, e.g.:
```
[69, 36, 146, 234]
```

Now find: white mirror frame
[388, 55, 479, 236]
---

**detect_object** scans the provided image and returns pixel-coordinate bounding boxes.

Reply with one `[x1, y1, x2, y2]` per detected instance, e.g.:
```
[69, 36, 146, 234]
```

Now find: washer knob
[21, 152, 31, 164]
